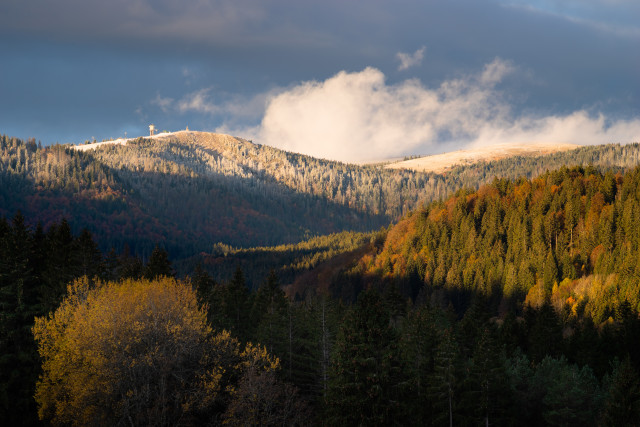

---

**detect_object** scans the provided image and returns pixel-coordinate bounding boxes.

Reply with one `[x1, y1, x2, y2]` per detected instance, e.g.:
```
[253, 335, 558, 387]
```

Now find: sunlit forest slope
[352, 165, 640, 321]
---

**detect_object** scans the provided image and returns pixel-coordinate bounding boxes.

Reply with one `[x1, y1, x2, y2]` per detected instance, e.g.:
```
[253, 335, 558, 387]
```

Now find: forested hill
[353, 164, 640, 321]
[1, 131, 640, 261]
[1, 132, 437, 258]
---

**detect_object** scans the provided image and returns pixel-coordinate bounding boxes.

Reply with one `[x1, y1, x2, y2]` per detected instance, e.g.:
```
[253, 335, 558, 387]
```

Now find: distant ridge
[386, 142, 580, 174]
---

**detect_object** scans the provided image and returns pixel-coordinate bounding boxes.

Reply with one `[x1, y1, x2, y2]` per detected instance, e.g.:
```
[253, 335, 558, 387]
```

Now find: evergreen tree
[532, 356, 602, 426]
[601, 358, 640, 426]
[143, 244, 173, 279]
[464, 326, 511, 426]
[428, 328, 461, 427]
[542, 249, 559, 294]
[223, 265, 250, 339]
[251, 271, 288, 356]
[314, 296, 340, 395]
[41, 218, 75, 312]
[526, 302, 563, 363]
[326, 289, 409, 425]
[103, 248, 119, 281]
[400, 304, 443, 424]
[118, 244, 143, 280]
[0, 212, 40, 426]
[74, 228, 103, 278]
[192, 262, 215, 306]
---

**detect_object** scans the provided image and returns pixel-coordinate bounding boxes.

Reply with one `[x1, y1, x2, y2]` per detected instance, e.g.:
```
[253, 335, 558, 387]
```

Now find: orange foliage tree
[32, 277, 278, 426]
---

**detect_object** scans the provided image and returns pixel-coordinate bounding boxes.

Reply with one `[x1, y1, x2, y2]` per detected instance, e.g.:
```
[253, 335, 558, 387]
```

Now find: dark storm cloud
[0, 0, 638, 151]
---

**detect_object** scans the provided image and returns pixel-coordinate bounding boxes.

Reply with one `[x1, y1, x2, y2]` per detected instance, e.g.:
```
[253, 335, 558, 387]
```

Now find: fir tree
[326, 289, 409, 425]
[144, 244, 173, 279]
[601, 358, 640, 426]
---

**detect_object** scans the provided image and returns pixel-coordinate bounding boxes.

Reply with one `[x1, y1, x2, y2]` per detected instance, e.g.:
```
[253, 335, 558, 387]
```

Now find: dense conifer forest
[3, 157, 640, 425]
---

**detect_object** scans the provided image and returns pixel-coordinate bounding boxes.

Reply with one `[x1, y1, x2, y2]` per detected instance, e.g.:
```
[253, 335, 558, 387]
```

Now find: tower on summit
[149, 124, 156, 136]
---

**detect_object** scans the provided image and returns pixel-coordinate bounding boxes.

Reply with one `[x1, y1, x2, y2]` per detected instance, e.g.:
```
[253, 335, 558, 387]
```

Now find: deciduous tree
[33, 276, 277, 426]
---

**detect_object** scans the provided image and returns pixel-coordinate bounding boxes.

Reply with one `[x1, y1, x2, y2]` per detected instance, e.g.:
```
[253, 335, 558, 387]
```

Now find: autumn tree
[223, 366, 311, 426]
[32, 276, 278, 426]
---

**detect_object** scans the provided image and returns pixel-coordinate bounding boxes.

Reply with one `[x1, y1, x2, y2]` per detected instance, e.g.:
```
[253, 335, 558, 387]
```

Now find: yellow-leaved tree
[32, 277, 278, 426]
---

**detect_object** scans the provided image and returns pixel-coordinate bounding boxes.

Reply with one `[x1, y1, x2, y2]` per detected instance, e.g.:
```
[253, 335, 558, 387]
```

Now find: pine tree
[542, 249, 558, 294]
[526, 302, 563, 363]
[103, 248, 119, 281]
[41, 218, 75, 311]
[400, 304, 443, 424]
[118, 244, 143, 280]
[192, 262, 215, 305]
[315, 296, 339, 394]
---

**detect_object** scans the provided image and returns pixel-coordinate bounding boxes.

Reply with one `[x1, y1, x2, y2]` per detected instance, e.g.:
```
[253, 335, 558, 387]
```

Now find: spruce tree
[224, 265, 250, 338]
[0, 212, 39, 425]
[144, 245, 173, 279]
[251, 270, 288, 356]
[326, 289, 409, 426]
[74, 228, 104, 279]
[601, 358, 640, 426]
[428, 328, 461, 427]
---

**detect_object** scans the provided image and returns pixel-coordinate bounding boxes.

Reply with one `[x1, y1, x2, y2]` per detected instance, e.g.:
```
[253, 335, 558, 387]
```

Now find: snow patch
[70, 131, 194, 151]
[72, 138, 131, 151]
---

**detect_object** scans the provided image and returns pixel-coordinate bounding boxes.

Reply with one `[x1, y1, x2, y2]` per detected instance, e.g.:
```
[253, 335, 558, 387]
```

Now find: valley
[5, 0, 639, 424]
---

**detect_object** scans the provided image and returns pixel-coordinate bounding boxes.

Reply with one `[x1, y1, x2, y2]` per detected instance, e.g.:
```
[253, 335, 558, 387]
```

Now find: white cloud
[176, 88, 278, 123]
[151, 93, 174, 113]
[480, 58, 514, 85]
[396, 46, 426, 71]
[221, 58, 640, 163]
[177, 88, 220, 115]
[471, 111, 640, 147]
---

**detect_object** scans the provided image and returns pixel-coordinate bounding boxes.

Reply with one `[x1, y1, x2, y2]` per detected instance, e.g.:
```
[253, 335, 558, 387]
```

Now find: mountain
[0, 132, 440, 260]
[2, 131, 640, 265]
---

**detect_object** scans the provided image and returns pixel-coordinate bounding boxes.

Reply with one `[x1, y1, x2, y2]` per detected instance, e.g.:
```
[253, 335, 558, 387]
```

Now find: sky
[0, 0, 639, 162]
